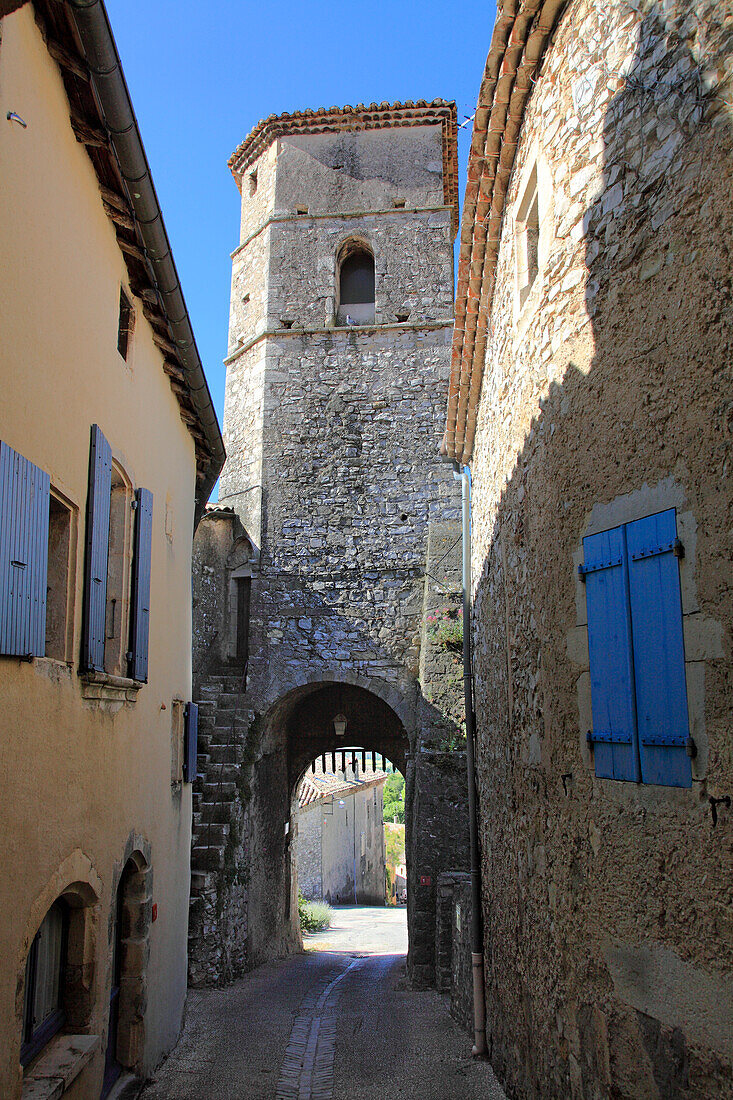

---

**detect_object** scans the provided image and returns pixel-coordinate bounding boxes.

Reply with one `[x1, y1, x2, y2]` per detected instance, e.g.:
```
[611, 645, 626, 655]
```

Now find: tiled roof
[297, 769, 388, 809]
[228, 100, 460, 238]
[445, 0, 568, 463]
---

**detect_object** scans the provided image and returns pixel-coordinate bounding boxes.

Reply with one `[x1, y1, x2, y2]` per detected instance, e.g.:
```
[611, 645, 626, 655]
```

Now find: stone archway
[243, 678, 412, 969]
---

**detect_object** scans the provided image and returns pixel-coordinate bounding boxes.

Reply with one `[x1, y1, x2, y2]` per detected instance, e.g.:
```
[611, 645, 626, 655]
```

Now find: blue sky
[104, 0, 495, 446]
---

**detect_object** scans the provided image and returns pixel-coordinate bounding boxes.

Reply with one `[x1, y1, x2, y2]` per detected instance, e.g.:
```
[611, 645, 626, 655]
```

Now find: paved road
[140, 907, 506, 1100]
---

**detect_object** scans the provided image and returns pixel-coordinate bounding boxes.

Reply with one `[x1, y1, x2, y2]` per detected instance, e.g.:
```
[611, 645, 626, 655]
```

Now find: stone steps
[192, 821, 230, 848]
[191, 845, 224, 871]
[188, 666, 248, 941]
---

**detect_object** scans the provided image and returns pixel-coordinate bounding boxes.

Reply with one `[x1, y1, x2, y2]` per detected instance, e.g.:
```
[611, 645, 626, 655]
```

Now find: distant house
[0, 3, 223, 1098]
[294, 765, 388, 907]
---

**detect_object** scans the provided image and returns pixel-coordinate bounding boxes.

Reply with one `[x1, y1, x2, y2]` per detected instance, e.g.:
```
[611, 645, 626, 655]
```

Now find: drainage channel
[275, 956, 363, 1100]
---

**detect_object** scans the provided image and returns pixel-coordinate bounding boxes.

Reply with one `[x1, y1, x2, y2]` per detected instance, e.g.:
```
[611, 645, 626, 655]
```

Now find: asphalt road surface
[140, 906, 507, 1100]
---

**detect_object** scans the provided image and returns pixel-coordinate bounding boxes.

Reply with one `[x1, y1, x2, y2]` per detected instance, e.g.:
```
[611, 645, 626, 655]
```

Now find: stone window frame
[45, 486, 77, 663]
[334, 236, 376, 327]
[512, 146, 553, 335]
[18, 862, 102, 1097]
[104, 459, 135, 679]
[107, 846, 152, 1076]
[568, 479, 724, 806]
[226, 536, 254, 663]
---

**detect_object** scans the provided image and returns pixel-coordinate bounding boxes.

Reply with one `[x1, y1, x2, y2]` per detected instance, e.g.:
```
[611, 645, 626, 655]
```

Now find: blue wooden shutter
[582, 525, 640, 782]
[183, 702, 198, 783]
[128, 488, 153, 682]
[0, 441, 50, 656]
[626, 510, 691, 788]
[81, 425, 112, 671]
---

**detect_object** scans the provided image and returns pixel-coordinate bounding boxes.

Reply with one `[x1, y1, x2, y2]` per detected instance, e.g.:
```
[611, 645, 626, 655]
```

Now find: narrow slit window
[516, 165, 541, 312]
[117, 288, 134, 360]
[248, 170, 258, 196]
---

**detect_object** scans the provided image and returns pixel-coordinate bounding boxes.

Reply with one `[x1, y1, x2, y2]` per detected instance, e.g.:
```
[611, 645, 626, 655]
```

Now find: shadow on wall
[471, 5, 732, 1099]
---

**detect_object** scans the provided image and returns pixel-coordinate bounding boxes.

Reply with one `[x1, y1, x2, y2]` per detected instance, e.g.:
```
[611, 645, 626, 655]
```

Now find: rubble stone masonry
[465, 1, 733, 1097]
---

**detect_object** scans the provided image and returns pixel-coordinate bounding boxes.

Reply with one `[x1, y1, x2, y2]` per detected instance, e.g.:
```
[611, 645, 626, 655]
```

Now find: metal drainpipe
[454, 463, 487, 1058]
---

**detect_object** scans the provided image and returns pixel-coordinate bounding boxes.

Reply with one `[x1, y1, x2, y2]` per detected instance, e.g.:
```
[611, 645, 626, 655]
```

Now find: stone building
[294, 763, 387, 906]
[189, 102, 470, 988]
[445, 1, 732, 1097]
[0, 3, 223, 1098]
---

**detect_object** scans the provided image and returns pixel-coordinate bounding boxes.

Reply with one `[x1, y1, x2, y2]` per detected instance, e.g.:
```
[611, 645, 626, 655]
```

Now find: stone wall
[435, 872, 473, 1033]
[467, 2, 733, 1097]
[294, 800, 323, 900]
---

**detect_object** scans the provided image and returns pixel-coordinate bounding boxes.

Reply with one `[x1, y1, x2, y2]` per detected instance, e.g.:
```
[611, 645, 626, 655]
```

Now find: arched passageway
[244, 680, 411, 967]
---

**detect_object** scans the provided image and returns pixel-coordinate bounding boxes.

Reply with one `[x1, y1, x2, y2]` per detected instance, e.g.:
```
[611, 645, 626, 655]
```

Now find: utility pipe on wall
[454, 464, 487, 1058]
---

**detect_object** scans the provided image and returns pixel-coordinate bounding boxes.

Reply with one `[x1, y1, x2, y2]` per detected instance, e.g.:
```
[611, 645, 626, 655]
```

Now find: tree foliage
[383, 772, 405, 824]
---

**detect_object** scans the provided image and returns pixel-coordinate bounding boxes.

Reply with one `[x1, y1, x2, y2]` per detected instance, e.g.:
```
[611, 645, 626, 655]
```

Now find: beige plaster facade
[0, 6, 222, 1098]
[448, 1, 733, 1097]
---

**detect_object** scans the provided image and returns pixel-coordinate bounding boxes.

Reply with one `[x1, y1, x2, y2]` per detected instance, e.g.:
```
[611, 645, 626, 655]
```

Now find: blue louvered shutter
[128, 488, 153, 682]
[626, 510, 691, 788]
[183, 702, 198, 783]
[81, 425, 112, 671]
[582, 525, 640, 782]
[0, 441, 50, 656]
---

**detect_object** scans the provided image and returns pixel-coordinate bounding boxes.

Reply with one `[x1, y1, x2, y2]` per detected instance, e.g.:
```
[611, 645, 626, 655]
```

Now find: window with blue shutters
[582, 508, 691, 789]
[128, 488, 153, 682]
[81, 425, 112, 672]
[0, 441, 51, 657]
[82, 426, 153, 684]
[183, 702, 198, 783]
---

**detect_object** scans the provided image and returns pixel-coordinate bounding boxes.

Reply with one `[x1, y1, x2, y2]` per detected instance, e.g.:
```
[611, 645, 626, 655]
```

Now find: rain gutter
[66, 0, 225, 526]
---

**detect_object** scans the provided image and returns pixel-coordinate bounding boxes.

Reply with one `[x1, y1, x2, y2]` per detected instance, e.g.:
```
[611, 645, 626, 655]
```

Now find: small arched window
[21, 899, 69, 1065]
[337, 243, 375, 326]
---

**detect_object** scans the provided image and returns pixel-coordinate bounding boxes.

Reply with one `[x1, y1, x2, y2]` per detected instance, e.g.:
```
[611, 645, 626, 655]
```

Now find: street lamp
[333, 712, 347, 738]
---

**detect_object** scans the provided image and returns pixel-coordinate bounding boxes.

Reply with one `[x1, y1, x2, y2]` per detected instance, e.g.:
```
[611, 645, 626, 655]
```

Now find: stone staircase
[188, 666, 250, 978]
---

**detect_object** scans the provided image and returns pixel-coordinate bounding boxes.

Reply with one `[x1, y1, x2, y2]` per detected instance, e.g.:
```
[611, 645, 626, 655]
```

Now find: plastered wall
[0, 9, 196, 1095]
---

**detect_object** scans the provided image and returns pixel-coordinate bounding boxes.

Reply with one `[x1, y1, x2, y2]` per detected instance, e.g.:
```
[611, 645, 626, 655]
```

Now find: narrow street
[140, 908, 506, 1100]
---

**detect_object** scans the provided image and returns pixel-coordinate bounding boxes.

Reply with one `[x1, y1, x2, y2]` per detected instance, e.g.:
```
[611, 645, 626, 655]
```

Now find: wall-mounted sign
[420, 875, 432, 886]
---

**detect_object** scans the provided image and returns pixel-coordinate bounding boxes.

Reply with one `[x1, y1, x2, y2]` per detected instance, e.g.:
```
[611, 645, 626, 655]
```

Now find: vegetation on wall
[426, 606, 463, 652]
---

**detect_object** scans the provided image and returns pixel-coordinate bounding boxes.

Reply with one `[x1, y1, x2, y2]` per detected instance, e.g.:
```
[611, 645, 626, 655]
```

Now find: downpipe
[453, 464, 487, 1058]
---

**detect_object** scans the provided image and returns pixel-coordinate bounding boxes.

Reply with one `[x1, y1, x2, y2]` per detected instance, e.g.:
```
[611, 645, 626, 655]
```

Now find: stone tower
[190, 101, 469, 987]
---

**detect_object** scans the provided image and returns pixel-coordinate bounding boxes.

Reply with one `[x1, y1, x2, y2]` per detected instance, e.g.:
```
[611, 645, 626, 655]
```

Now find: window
[248, 169, 257, 196]
[117, 288, 134, 361]
[516, 165, 540, 311]
[82, 425, 153, 682]
[336, 241, 375, 326]
[0, 441, 74, 661]
[105, 465, 132, 676]
[46, 493, 73, 660]
[21, 900, 69, 1066]
[581, 508, 691, 788]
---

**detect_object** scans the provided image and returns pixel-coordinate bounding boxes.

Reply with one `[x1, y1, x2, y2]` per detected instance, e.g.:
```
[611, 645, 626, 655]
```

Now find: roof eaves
[228, 100, 460, 239]
[31, 0, 225, 522]
[445, 0, 569, 464]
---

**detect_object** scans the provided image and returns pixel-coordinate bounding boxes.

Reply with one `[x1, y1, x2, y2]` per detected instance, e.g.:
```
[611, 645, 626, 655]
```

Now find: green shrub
[298, 892, 332, 933]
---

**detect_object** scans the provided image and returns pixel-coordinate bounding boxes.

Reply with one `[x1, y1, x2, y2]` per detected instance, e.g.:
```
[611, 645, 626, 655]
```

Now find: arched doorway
[245, 679, 411, 967]
[102, 853, 150, 1097]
